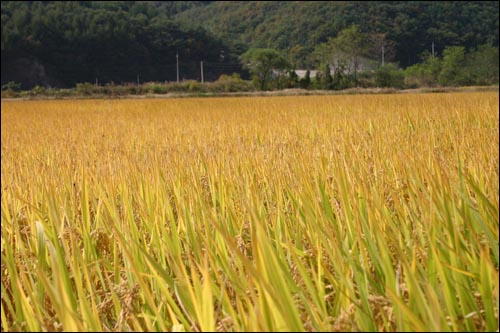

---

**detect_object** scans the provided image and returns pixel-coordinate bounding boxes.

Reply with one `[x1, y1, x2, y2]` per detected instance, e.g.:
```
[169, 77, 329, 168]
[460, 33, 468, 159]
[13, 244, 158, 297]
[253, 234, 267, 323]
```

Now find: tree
[374, 63, 404, 88]
[286, 66, 299, 88]
[368, 33, 396, 65]
[240, 48, 290, 90]
[404, 50, 442, 87]
[439, 46, 467, 86]
[319, 63, 333, 89]
[289, 44, 310, 68]
[465, 44, 499, 85]
[310, 25, 372, 87]
[299, 70, 311, 89]
[0, 1, 237, 88]
[328, 25, 370, 83]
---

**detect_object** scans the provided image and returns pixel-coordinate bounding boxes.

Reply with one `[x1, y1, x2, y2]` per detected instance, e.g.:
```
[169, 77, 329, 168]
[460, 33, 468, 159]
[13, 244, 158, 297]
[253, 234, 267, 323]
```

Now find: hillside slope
[176, 1, 499, 67]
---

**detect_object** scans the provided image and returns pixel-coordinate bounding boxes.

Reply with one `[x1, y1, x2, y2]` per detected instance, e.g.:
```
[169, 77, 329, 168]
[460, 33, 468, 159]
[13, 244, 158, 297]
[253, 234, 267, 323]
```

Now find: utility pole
[137, 74, 139, 85]
[432, 41, 435, 59]
[200, 61, 204, 83]
[95, 77, 98, 87]
[176, 52, 179, 83]
[381, 45, 385, 66]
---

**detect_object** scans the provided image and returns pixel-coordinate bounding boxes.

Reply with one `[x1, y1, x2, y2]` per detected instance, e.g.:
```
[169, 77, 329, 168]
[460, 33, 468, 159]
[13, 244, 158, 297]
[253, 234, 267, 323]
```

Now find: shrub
[76, 82, 98, 95]
[405, 57, 441, 87]
[1, 89, 19, 98]
[374, 64, 405, 88]
[209, 74, 254, 92]
[1, 81, 22, 91]
[145, 83, 168, 94]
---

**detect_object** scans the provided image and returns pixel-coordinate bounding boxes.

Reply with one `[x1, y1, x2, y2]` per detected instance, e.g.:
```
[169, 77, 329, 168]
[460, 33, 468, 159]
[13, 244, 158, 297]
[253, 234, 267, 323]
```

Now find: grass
[1, 93, 498, 331]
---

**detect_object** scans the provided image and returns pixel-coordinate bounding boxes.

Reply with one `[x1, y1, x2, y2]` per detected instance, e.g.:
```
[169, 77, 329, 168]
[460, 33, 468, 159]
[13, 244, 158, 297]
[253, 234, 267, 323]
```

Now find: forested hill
[1, 1, 498, 88]
[176, 1, 499, 68]
[1, 1, 234, 88]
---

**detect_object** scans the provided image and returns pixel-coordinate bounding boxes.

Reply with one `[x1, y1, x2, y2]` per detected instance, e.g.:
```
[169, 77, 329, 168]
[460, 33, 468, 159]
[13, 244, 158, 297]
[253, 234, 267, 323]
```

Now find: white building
[294, 70, 318, 79]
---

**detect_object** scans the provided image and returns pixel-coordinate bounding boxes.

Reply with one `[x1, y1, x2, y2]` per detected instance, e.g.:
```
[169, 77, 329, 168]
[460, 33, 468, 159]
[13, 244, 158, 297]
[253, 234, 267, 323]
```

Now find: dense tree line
[240, 25, 498, 91]
[1, 1, 237, 88]
[238, 45, 498, 91]
[177, 1, 499, 68]
[1, 1, 498, 89]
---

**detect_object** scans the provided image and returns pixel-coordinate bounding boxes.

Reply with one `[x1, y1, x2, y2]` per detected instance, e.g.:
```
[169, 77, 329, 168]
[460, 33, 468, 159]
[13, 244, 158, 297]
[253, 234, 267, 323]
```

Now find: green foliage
[145, 83, 169, 94]
[185, 80, 206, 92]
[0, 89, 19, 98]
[374, 64, 405, 88]
[209, 74, 254, 92]
[405, 54, 442, 87]
[329, 25, 369, 81]
[240, 48, 290, 90]
[176, 1, 499, 68]
[299, 70, 311, 89]
[31, 85, 46, 96]
[8, 78, 255, 97]
[310, 25, 378, 88]
[286, 68, 299, 88]
[125, 84, 146, 95]
[404, 45, 499, 88]
[75, 83, 98, 96]
[331, 66, 352, 90]
[464, 44, 499, 85]
[310, 25, 370, 78]
[439, 46, 468, 86]
[318, 63, 333, 90]
[0, 1, 238, 88]
[1, 81, 22, 91]
[2, 1, 499, 90]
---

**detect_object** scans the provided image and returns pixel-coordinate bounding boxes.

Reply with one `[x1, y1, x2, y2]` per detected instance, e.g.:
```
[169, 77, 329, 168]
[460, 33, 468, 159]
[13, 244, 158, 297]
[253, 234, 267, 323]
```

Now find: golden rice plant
[1, 92, 498, 331]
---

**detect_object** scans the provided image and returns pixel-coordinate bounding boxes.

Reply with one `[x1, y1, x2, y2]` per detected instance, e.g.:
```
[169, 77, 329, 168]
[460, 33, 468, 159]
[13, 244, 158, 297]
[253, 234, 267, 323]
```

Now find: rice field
[1, 93, 499, 332]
